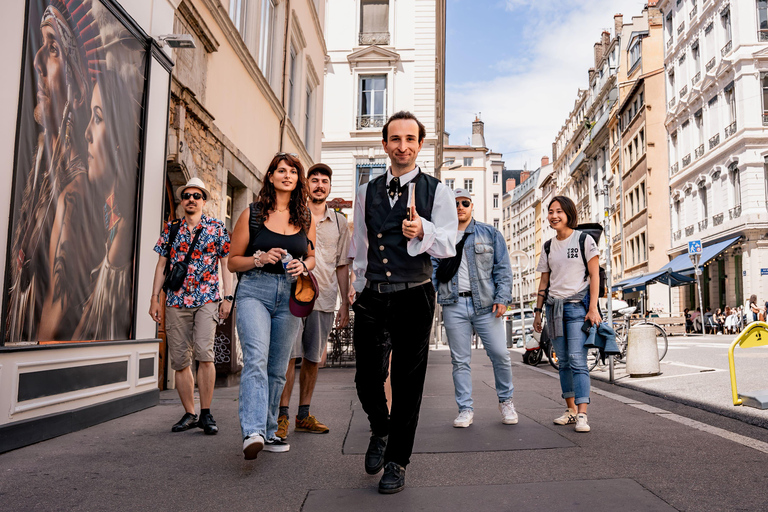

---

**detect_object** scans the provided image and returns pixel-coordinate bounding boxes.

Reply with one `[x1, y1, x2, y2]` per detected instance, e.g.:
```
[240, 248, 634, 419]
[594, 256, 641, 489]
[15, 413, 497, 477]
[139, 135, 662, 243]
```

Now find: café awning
[659, 236, 742, 275]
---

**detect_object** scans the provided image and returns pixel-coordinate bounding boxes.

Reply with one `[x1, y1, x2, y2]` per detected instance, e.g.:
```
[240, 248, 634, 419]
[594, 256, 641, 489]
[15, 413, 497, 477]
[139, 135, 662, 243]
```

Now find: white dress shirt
[350, 166, 458, 293]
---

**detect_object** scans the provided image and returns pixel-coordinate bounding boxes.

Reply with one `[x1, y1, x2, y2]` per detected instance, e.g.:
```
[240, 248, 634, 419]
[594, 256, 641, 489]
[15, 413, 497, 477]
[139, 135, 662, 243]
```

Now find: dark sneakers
[171, 412, 199, 432]
[198, 412, 218, 435]
[364, 435, 388, 475]
[378, 462, 406, 494]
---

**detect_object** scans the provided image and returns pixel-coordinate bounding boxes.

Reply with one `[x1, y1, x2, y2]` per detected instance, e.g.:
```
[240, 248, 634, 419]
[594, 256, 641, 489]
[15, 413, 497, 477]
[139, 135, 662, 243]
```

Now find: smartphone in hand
[581, 320, 593, 335]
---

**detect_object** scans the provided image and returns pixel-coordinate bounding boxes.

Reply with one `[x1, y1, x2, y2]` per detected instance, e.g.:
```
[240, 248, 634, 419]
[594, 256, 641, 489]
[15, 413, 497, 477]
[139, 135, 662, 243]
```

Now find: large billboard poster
[3, 0, 147, 345]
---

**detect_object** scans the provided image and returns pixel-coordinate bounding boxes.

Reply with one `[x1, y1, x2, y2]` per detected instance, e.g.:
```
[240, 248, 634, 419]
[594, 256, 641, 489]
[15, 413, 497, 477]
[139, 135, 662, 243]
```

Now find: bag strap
[579, 232, 589, 279]
[182, 224, 205, 266]
[163, 219, 183, 275]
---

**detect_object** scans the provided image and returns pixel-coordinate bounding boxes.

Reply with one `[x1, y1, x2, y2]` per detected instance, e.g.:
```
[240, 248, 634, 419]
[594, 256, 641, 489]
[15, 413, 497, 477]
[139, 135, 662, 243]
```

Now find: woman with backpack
[228, 153, 316, 459]
[533, 196, 601, 433]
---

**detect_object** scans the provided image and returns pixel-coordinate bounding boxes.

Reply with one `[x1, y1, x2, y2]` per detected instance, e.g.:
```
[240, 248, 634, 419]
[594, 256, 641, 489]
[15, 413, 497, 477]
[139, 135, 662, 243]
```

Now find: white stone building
[320, 0, 446, 217]
[509, 168, 539, 308]
[660, 0, 768, 310]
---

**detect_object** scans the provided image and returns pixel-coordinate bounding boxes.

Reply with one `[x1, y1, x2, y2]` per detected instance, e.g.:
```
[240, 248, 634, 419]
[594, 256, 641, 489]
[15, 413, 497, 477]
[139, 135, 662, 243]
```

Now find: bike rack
[728, 321, 768, 409]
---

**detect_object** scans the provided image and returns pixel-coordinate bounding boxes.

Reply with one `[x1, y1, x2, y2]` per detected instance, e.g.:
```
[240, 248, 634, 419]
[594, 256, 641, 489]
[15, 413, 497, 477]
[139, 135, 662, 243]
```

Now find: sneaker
[243, 434, 265, 460]
[553, 409, 577, 425]
[276, 415, 289, 439]
[295, 414, 330, 434]
[263, 438, 290, 452]
[575, 413, 590, 433]
[453, 409, 474, 428]
[499, 399, 518, 425]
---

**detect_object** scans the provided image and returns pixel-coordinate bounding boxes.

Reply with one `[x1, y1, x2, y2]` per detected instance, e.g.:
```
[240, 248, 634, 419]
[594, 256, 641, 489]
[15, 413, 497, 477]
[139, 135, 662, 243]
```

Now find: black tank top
[248, 225, 308, 274]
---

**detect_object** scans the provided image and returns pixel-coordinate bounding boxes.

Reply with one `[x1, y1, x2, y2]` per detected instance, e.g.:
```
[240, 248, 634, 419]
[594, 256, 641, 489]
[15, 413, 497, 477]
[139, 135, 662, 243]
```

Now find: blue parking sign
[688, 240, 702, 255]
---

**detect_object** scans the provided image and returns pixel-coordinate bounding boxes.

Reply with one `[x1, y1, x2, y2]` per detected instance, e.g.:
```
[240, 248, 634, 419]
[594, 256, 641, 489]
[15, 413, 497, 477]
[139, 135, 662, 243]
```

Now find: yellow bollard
[728, 321, 768, 407]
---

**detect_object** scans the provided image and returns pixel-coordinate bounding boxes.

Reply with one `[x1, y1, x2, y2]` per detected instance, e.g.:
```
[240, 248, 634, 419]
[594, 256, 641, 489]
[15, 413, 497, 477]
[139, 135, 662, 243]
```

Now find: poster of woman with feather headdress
[3, 0, 147, 345]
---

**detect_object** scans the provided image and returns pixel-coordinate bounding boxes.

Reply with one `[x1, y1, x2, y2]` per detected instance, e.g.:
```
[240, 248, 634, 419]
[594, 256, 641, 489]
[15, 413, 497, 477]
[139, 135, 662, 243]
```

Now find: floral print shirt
[154, 215, 230, 308]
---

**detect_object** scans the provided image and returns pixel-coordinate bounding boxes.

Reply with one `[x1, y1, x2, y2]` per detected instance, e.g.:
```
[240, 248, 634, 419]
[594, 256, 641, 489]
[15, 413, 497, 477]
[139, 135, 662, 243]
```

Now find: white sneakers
[499, 399, 518, 425]
[243, 434, 264, 460]
[575, 413, 590, 433]
[553, 409, 577, 426]
[453, 409, 474, 428]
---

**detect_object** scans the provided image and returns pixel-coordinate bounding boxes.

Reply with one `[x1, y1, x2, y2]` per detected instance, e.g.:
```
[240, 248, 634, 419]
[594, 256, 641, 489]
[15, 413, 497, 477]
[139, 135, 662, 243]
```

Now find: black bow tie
[388, 177, 403, 200]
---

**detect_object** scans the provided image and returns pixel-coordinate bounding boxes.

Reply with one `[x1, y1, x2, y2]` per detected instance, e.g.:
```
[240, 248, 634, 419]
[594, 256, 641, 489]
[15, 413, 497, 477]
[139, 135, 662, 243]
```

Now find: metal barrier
[728, 321, 768, 408]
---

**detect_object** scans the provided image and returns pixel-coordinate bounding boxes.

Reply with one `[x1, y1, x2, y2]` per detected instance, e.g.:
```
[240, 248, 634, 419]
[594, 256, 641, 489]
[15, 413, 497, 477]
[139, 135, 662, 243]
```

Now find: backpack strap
[249, 202, 264, 238]
[544, 239, 551, 257]
[579, 232, 589, 279]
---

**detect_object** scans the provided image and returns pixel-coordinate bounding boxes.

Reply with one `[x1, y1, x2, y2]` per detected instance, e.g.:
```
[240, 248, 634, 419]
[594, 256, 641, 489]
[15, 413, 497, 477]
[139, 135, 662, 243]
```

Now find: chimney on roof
[602, 30, 610, 48]
[472, 115, 486, 148]
[614, 14, 623, 35]
[588, 67, 595, 83]
[506, 178, 515, 192]
[541, 156, 550, 167]
[520, 170, 530, 183]
[594, 42, 604, 67]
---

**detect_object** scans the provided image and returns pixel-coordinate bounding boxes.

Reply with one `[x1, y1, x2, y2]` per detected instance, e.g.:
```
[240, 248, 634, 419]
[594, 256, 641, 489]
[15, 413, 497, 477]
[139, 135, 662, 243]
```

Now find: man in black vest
[350, 111, 458, 494]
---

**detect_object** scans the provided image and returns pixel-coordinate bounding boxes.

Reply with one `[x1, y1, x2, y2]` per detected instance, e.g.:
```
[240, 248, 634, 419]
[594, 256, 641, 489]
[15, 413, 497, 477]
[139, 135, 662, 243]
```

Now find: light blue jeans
[443, 296, 514, 411]
[551, 302, 591, 405]
[236, 269, 302, 440]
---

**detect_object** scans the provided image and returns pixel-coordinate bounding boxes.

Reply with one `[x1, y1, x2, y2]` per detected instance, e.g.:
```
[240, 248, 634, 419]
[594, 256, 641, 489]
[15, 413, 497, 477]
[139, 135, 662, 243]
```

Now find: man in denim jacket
[432, 189, 516, 428]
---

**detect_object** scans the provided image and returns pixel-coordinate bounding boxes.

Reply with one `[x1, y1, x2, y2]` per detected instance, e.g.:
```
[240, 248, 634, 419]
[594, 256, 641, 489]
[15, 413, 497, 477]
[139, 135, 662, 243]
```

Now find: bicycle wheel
[587, 348, 601, 371]
[613, 332, 627, 363]
[547, 343, 559, 370]
[651, 322, 669, 361]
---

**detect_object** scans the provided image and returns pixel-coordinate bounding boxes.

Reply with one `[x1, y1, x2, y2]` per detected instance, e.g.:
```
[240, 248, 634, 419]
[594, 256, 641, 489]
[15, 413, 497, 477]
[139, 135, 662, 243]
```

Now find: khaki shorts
[165, 302, 218, 371]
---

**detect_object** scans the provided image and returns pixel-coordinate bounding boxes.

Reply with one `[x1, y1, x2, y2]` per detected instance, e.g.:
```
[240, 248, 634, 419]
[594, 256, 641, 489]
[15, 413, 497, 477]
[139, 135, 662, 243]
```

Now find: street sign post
[688, 240, 705, 331]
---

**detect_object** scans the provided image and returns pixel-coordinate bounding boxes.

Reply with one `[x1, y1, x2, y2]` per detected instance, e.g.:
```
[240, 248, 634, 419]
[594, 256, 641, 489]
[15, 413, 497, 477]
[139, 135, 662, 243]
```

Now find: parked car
[503, 308, 534, 348]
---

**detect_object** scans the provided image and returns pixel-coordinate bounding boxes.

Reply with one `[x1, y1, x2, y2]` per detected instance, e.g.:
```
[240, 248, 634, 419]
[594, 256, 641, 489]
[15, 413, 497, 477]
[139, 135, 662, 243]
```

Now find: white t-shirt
[457, 230, 471, 292]
[536, 231, 599, 299]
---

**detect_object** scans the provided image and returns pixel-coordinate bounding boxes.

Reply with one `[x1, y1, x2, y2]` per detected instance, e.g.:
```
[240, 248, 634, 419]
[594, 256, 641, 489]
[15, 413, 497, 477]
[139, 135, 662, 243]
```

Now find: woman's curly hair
[255, 153, 310, 232]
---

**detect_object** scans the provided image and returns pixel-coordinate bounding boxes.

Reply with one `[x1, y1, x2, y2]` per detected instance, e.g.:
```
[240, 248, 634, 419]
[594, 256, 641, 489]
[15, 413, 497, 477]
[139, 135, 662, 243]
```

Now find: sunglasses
[456, 200, 471, 208]
[182, 192, 204, 200]
[276, 152, 299, 157]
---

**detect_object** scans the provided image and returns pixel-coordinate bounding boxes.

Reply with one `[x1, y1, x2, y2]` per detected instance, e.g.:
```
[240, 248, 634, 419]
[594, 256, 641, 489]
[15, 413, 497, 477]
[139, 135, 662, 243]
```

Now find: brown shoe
[294, 414, 329, 434]
[276, 414, 289, 439]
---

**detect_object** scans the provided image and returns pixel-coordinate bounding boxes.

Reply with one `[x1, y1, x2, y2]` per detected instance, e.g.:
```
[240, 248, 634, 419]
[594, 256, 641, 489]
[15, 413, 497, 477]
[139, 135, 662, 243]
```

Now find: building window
[288, 44, 298, 122]
[762, 73, 768, 124]
[229, 0, 248, 38]
[464, 179, 473, 193]
[493, 194, 499, 208]
[699, 183, 708, 221]
[493, 219, 499, 230]
[629, 40, 641, 70]
[721, 7, 732, 44]
[493, 171, 499, 184]
[444, 157, 455, 166]
[732, 164, 742, 208]
[259, 0, 276, 80]
[304, 84, 315, 152]
[724, 82, 736, 125]
[760, 0, 768, 40]
[358, 75, 387, 129]
[444, 178, 455, 190]
[356, 159, 387, 191]
[360, 0, 389, 45]
[463, 157, 473, 167]
[673, 199, 682, 232]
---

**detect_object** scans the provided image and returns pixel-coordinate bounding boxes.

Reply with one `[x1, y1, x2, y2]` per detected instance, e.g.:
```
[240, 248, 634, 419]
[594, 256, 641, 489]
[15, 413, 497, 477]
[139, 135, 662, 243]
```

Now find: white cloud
[446, 0, 646, 169]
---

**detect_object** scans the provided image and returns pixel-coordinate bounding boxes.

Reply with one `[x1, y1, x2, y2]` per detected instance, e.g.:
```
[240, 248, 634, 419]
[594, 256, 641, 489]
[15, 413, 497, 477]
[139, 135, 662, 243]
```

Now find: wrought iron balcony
[692, 72, 701, 86]
[761, 30, 768, 42]
[679, 85, 688, 98]
[685, 225, 695, 236]
[682, 153, 691, 166]
[724, 121, 737, 138]
[763, 113, 768, 126]
[356, 114, 386, 129]
[667, 38, 673, 50]
[690, 5, 698, 18]
[713, 212, 724, 226]
[677, 22, 685, 35]
[721, 40, 732, 57]
[359, 32, 390, 45]
[670, 162, 679, 175]
[698, 218, 708, 231]
[706, 57, 716, 72]
[729, 204, 742, 219]
[613, 234, 621, 244]
[668, 97, 676, 110]
[673, 230, 682, 241]
[709, 133, 720, 149]
[695, 144, 705, 159]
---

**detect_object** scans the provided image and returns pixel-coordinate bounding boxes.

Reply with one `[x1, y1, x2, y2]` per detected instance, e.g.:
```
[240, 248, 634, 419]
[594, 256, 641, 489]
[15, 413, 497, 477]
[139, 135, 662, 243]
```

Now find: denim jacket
[432, 219, 513, 316]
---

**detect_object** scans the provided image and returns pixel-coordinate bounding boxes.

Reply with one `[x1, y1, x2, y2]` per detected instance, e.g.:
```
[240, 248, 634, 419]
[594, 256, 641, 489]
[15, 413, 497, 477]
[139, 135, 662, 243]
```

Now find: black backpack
[543, 223, 607, 298]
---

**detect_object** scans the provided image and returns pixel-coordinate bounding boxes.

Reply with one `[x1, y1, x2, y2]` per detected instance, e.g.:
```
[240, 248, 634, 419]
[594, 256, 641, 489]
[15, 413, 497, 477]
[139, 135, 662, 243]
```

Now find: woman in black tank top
[228, 153, 316, 458]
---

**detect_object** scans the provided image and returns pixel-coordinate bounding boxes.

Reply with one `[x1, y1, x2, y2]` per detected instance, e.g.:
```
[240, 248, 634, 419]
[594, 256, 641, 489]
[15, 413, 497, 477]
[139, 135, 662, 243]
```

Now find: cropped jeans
[443, 296, 514, 411]
[236, 269, 302, 441]
[551, 302, 591, 405]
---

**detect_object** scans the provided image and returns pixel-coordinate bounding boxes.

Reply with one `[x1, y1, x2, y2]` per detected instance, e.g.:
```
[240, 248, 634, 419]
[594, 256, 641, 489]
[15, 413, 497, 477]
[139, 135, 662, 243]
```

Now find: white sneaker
[453, 409, 474, 428]
[575, 413, 591, 433]
[499, 399, 518, 425]
[263, 438, 291, 452]
[553, 409, 577, 425]
[243, 434, 264, 460]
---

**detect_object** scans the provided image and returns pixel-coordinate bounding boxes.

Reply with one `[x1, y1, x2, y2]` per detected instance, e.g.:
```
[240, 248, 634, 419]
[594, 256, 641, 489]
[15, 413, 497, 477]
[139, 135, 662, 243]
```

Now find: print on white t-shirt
[535, 231, 599, 299]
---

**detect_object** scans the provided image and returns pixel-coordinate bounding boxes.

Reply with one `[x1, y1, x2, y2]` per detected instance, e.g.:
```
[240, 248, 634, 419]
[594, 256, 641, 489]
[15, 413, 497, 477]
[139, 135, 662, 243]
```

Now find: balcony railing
[709, 133, 720, 149]
[713, 212, 724, 226]
[724, 121, 737, 138]
[685, 225, 695, 236]
[760, 30, 768, 42]
[729, 204, 742, 219]
[692, 72, 701, 86]
[670, 162, 679, 175]
[698, 218, 708, 231]
[356, 114, 386, 129]
[677, 22, 685, 35]
[706, 57, 716, 72]
[679, 85, 688, 98]
[695, 144, 705, 159]
[682, 153, 691, 166]
[673, 230, 682, 241]
[613, 234, 621, 244]
[763, 113, 768, 125]
[669, 97, 676, 109]
[721, 40, 732, 57]
[690, 5, 698, 18]
[359, 32, 390, 45]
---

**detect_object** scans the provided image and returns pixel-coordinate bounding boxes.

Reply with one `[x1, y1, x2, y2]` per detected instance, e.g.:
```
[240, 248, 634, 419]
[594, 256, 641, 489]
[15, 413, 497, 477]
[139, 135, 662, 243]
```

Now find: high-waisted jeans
[551, 302, 591, 405]
[236, 269, 302, 440]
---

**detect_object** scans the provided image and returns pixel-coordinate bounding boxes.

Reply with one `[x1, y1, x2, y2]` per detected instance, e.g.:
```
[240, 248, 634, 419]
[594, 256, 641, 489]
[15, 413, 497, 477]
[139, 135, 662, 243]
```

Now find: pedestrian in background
[533, 195, 600, 433]
[227, 153, 316, 460]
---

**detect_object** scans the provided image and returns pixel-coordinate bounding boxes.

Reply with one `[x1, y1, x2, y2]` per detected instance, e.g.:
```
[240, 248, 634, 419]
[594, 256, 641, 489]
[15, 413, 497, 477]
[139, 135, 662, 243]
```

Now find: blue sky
[445, 0, 647, 170]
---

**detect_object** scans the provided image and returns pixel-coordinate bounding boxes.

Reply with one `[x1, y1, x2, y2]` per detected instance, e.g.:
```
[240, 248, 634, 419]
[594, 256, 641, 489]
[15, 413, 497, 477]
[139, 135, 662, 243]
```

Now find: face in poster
[4, 0, 147, 344]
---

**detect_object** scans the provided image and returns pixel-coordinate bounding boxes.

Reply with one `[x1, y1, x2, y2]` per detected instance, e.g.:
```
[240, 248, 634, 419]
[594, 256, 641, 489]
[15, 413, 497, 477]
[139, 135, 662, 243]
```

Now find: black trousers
[352, 282, 436, 468]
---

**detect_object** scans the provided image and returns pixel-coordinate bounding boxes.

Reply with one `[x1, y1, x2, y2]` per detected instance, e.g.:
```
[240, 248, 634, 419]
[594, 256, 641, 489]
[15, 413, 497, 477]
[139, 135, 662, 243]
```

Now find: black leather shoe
[171, 412, 198, 432]
[364, 435, 388, 475]
[378, 462, 406, 494]
[198, 412, 218, 435]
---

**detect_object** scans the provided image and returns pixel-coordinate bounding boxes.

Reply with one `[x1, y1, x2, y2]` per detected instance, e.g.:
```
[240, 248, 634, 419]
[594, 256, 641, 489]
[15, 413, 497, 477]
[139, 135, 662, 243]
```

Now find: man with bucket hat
[149, 177, 233, 435]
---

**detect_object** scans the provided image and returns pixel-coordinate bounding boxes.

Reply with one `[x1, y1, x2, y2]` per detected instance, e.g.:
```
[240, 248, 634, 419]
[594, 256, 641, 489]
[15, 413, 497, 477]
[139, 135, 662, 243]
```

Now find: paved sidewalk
[2, 349, 768, 511]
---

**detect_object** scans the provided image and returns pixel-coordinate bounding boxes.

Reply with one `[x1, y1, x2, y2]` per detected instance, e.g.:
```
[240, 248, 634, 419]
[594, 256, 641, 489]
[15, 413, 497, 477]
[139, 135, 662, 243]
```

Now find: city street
[3, 348, 768, 511]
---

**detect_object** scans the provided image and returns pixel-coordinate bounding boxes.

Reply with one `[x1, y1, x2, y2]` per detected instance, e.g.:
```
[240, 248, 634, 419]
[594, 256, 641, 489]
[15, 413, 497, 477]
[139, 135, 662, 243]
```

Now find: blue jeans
[236, 269, 302, 440]
[443, 297, 514, 411]
[551, 302, 590, 405]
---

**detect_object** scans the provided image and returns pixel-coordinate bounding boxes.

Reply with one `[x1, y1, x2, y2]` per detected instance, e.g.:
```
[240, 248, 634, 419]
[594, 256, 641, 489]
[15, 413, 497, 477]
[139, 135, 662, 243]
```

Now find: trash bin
[626, 324, 661, 377]
[504, 317, 514, 348]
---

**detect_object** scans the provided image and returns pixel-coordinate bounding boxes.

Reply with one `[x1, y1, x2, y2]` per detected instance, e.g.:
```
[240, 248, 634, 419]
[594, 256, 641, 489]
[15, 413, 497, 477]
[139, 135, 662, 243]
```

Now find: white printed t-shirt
[536, 230, 599, 299]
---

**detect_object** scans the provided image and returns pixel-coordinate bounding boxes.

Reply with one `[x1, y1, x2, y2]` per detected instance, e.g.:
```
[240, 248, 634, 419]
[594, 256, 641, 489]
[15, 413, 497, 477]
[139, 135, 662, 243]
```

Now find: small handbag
[289, 269, 318, 318]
